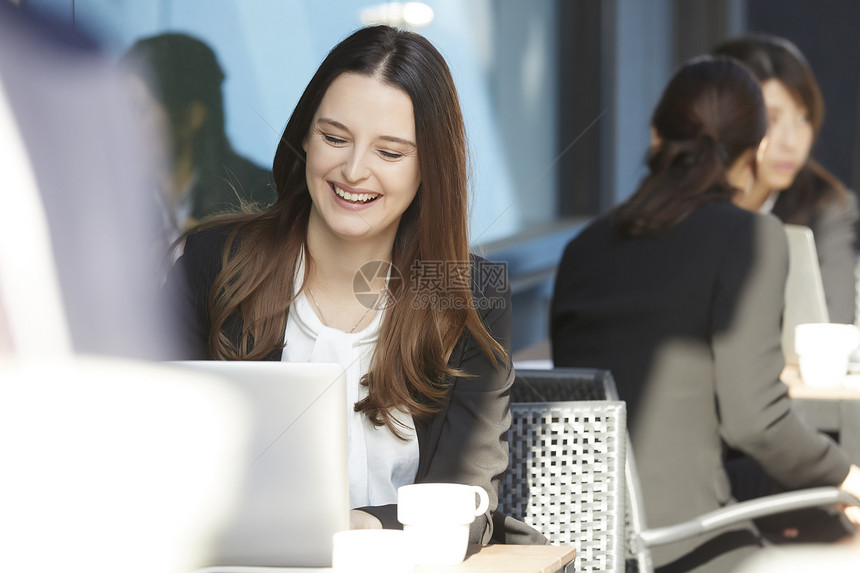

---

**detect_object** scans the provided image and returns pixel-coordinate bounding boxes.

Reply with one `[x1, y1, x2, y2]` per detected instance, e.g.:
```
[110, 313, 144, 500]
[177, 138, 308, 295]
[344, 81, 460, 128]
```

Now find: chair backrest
[510, 368, 653, 572]
[500, 399, 627, 573]
[513, 367, 620, 402]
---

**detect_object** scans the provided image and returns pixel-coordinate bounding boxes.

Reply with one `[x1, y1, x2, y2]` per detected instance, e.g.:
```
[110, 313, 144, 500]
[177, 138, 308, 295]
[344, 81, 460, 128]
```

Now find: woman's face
[125, 72, 173, 178]
[303, 73, 421, 247]
[756, 79, 814, 191]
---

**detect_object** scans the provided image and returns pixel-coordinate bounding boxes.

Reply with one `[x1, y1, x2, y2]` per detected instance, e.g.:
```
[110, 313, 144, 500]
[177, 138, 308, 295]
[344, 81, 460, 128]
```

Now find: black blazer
[165, 225, 536, 545]
[189, 149, 276, 222]
[551, 202, 851, 570]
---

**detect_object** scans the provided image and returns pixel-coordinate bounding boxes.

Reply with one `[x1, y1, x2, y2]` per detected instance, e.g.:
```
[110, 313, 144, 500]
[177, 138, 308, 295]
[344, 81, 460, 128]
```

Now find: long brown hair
[617, 56, 766, 236]
[188, 26, 505, 433]
[713, 34, 847, 224]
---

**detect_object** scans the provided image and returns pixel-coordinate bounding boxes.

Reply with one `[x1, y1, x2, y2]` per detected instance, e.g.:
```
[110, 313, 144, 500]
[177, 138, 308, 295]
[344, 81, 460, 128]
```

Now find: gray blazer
[772, 190, 859, 325]
[551, 202, 851, 570]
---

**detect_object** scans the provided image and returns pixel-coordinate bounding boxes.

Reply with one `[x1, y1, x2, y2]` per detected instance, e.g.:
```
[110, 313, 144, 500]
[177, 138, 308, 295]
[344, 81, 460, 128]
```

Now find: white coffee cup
[331, 530, 414, 573]
[795, 323, 860, 387]
[397, 483, 490, 567]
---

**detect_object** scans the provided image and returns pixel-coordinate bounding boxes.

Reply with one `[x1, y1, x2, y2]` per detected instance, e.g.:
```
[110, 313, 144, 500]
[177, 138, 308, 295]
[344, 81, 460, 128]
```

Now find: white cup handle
[472, 486, 489, 516]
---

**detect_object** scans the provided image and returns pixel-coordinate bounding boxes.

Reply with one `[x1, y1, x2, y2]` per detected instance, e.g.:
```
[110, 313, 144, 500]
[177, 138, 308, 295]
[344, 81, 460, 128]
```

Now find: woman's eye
[378, 150, 403, 160]
[323, 134, 347, 145]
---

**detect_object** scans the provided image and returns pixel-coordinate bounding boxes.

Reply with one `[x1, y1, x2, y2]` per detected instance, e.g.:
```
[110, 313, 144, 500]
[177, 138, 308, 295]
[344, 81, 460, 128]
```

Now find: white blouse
[281, 273, 419, 509]
[759, 191, 778, 214]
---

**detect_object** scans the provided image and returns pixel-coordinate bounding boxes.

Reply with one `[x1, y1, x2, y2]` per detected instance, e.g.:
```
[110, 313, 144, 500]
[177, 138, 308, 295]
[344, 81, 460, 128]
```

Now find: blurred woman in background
[714, 35, 858, 324]
[551, 56, 860, 572]
[122, 33, 275, 243]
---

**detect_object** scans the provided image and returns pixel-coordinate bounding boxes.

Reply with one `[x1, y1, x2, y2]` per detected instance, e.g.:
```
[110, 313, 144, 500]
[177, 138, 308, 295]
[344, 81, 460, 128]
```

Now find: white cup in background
[397, 483, 490, 567]
[795, 323, 860, 388]
[331, 530, 414, 573]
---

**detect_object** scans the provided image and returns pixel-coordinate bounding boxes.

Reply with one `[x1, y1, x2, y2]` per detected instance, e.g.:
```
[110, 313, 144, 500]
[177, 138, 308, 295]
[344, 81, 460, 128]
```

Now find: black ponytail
[618, 133, 732, 236]
[616, 57, 766, 237]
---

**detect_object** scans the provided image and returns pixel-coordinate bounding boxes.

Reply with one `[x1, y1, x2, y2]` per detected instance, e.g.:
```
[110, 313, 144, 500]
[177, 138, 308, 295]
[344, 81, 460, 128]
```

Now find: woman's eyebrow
[318, 117, 416, 148]
[318, 117, 350, 132]
[379, 135, 417, 149]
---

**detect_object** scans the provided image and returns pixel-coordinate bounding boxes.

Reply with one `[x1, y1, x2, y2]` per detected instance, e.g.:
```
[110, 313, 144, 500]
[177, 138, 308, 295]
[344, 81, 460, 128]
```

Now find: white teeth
[334, 185, 379, 203]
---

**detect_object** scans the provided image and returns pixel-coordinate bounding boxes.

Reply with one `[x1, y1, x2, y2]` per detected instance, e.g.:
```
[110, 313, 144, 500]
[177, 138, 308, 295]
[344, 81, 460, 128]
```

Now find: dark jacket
[189, 149, 276, 221]
[551, 202, 851, 571]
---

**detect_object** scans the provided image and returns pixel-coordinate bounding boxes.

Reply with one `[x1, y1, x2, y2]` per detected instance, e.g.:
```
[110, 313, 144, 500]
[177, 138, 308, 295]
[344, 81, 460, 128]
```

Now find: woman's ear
[186, 101, 208, 136]
[727, 148, 757, 197]
[756, 135, 769, 170]
[649, 127, 661, 152]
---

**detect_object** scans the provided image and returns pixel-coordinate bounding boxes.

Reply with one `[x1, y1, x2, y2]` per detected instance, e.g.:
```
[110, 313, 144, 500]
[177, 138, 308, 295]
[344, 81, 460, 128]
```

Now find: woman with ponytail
[551, 57, 860, 571]
[165, 26, 535, 545]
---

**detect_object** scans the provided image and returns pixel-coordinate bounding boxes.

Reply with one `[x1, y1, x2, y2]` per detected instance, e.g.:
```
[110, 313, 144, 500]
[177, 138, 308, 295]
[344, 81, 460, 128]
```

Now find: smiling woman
[165, 25, 540, 546]
[303, 73, 421, 248]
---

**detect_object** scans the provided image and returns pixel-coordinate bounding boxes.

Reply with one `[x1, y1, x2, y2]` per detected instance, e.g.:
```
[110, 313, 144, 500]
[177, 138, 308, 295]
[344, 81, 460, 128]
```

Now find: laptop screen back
[782, 225, 830, 364]
[171, 360, 349, 568]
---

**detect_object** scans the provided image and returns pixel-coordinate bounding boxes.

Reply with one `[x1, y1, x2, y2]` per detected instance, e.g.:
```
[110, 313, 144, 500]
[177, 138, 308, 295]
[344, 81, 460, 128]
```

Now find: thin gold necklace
[306, 286, 372, 334]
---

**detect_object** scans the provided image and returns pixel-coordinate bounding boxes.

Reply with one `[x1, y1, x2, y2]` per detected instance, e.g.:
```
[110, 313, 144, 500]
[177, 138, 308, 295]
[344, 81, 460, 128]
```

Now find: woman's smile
[330, 181, 381, 206]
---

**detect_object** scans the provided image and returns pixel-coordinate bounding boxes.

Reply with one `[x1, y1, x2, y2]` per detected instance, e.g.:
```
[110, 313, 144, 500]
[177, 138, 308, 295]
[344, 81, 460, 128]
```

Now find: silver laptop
[782, 224, 830, 364]
[171, 361, 349, 569]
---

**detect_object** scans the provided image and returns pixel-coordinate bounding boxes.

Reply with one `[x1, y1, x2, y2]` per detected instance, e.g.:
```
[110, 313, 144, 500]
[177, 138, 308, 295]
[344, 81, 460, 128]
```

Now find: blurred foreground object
[0, 72, 252, 571]
[0, 2, 185, 359]
[0, 358, 250, 573]
[0, 6, 252, 573]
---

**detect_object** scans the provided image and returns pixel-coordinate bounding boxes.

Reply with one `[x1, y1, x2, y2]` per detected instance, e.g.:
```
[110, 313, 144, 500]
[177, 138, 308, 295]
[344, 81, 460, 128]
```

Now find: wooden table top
[781, 364, 860, 400]
[200, 544, 576, 573]
[416, 544, 576, 573]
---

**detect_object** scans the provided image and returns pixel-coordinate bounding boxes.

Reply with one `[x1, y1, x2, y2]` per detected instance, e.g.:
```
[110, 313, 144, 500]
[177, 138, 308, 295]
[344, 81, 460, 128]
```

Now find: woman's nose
[775, 120, 800, 149]
[342, 148, 371, 183]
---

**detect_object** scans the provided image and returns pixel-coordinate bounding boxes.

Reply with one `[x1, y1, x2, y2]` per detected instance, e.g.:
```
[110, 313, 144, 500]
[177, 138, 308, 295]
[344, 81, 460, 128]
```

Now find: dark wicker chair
[502, 368, 860, 573]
